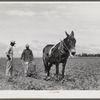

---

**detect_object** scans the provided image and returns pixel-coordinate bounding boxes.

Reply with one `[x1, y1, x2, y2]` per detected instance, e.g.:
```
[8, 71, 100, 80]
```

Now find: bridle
[49, 39, 72, 56]
[59, 40, 71, 55]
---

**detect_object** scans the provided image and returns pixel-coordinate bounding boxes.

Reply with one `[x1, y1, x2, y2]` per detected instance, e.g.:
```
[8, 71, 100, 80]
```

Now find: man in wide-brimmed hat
[21, 44, 36, 77]
[6, 40, 16, 78]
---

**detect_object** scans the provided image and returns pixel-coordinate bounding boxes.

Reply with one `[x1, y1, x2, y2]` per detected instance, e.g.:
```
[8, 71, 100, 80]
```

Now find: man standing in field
[6, 41, 16, 78]
[21, 44, 36, 77]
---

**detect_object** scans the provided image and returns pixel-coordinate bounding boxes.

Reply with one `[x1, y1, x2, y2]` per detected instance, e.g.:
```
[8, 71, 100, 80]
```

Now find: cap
[25, 44, 29, 48]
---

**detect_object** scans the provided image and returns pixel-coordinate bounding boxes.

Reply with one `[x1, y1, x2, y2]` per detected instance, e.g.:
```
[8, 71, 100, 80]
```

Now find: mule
[43, 31, 76, 80]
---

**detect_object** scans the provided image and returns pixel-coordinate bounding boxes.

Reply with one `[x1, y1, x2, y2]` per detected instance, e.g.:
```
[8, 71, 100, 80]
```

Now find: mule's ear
[70, 31, 74, 37]
[65, 31, 69, 37]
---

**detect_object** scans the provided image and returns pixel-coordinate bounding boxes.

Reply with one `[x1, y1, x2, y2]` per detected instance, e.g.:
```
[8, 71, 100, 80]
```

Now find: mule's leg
[43, 60, 48, 74]
[55, 63, 59, 80]
[62, 61, 67, 79]
[47, 63, 52, 77]
[43, 58, 49, 80]
[45, 63, 52, 80]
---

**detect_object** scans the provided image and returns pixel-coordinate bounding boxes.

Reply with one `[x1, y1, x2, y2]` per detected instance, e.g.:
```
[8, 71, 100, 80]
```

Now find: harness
[49, 40, 71, 57]
[49, 44, 56, 57]
[58, 40, 70, 55]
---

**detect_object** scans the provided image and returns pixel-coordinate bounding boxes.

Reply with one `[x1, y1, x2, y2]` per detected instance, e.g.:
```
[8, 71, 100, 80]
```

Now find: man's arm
[6, 47, 11, 60]
[21, 50, 25, 60]
[30, 50, 34, 61]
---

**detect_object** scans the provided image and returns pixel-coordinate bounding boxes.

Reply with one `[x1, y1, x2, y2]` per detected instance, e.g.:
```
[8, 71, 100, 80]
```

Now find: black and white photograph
[0, 2, 100, 95]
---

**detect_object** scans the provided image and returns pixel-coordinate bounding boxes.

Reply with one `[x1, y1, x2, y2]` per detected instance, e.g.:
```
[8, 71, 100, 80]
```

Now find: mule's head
[64, 31, 76, 55]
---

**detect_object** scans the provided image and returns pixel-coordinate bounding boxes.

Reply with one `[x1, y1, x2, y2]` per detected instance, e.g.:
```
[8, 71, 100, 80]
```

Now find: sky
[0, 2, 100, 57]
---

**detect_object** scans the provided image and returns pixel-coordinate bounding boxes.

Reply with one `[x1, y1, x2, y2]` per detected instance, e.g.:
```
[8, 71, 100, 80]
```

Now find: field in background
[0, 57, 100, 90]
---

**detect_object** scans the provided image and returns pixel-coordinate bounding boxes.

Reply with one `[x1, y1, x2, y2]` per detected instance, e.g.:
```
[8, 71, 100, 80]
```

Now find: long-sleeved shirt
[21, 49, 34, 62]
[6, 46, 13, 61]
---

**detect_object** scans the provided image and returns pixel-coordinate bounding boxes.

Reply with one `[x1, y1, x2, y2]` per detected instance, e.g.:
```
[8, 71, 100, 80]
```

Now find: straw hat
[10, 40, 16, 44]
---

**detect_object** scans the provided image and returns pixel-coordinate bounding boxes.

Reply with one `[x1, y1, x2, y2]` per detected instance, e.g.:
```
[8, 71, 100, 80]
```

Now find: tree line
[76, 53, 100, 57]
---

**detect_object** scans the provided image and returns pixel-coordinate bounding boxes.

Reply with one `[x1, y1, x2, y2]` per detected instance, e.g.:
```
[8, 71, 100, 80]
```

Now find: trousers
[6, 60, 13, 77]
[22, 60, 36, 76]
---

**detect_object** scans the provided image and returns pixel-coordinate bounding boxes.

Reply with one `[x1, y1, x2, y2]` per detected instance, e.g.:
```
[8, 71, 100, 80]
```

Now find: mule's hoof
[43, 77, 47, 80]
[46, 76, 50, 80]
[44, 76, 50, 81]
[55, 77, 59, 81]
[61, 79, 65, 83]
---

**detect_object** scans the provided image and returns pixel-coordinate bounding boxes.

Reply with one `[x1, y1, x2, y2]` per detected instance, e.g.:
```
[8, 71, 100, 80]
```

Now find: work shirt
[21, 49, 34, 62]
[6, 46, 13, 61]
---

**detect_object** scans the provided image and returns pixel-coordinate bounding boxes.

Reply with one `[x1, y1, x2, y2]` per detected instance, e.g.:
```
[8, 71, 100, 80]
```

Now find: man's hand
[32, 61, 36, 66]
[7, 55, 11, 60]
